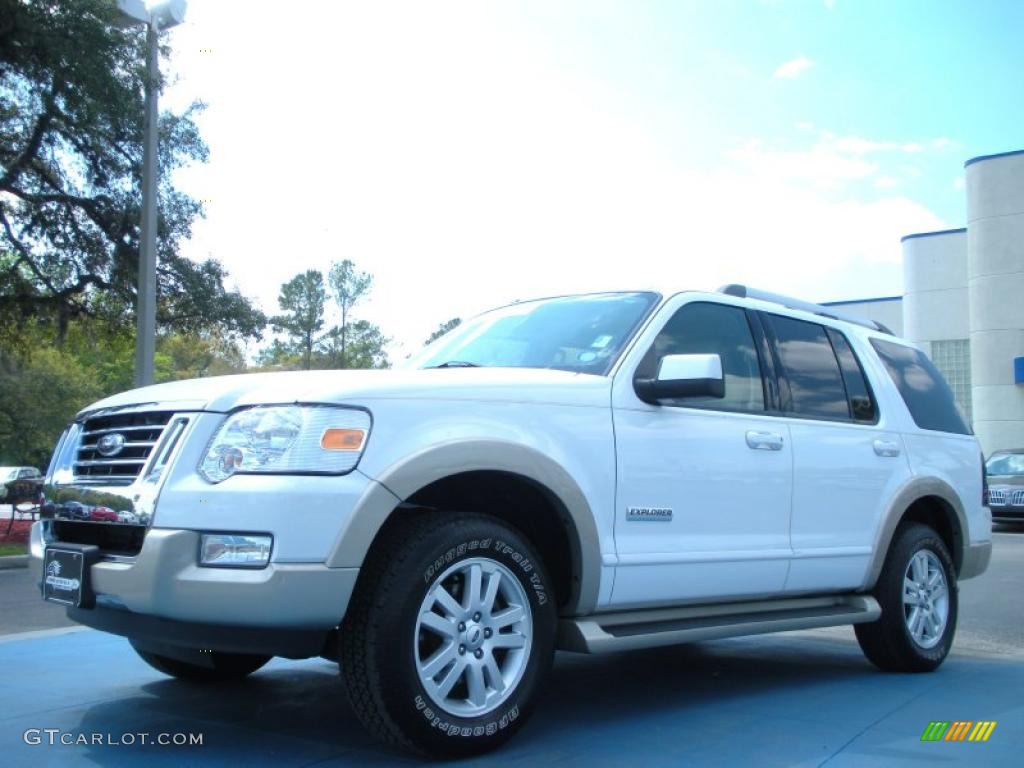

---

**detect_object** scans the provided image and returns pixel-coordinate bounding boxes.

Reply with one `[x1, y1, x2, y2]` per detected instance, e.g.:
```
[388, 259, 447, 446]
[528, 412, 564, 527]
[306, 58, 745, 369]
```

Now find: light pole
[116, 0, 187, 387]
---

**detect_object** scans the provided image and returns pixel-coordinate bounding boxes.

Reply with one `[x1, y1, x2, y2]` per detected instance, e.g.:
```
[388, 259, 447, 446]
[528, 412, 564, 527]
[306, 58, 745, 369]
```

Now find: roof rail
[718, 284, 894, 335]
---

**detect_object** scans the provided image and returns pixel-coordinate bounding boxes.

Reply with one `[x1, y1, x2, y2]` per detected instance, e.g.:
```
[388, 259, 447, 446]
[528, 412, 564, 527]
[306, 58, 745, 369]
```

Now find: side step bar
[558, 595, 881, 654]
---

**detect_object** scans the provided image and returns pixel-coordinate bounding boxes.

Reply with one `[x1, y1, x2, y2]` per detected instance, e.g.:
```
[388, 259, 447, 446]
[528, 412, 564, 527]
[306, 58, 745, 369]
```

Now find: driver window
[638, 302, 765, 412]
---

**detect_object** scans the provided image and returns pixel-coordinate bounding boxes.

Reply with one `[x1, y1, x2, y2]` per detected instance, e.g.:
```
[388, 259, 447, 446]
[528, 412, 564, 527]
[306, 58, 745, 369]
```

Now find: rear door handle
[873, 439, 901, 457]
[746, 431, 784, 451]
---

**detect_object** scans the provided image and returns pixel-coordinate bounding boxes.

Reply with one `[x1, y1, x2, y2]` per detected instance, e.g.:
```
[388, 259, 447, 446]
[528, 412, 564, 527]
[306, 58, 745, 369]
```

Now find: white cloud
[774, 56, 815, 80]
[824, 0, 837, 9]
[728, 130, 952, 191]
[953, 176, 966, 190]
[162, 4, 949, 358]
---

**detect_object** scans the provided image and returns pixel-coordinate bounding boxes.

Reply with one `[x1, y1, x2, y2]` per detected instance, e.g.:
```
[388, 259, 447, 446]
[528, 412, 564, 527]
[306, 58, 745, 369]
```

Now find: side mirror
[634, 353, 725, 404]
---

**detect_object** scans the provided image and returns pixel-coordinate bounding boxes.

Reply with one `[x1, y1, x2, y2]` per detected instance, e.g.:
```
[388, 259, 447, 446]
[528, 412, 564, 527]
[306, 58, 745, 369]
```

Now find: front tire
[130, 641, 270, 681]
[855, 523, 958, 672]
[340, 512, 556, 758]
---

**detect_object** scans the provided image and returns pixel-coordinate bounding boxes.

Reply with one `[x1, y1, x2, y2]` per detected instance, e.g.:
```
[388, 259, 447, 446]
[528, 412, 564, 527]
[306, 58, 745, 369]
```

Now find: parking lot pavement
[0, 568, 78, 635]
[0, 628, 1020, 767]
[2, 529, 1021, 766]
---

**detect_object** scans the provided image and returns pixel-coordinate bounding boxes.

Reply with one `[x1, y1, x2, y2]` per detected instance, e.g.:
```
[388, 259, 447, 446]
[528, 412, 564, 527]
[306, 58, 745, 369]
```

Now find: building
[827, 149, 1024, 456]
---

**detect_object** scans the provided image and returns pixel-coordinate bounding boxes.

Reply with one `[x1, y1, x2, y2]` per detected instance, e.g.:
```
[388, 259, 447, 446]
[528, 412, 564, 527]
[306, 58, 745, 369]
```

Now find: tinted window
[409, 292, 659, 375]
[827, 329, 878, 423]
[639, 302, 764, 411]
[870, 339, 971, 435]
[766, 315, 848, 420]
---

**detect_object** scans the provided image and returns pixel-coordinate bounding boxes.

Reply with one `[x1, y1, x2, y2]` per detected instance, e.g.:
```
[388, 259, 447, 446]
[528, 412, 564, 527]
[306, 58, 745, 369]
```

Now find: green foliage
[263, 262, 389, 371]
[156, 331, 247, 381]
[253, 338, 301, 371]
[61, 320, 135, 394]
[0, 319, 250, 466]
[426, 317, 462, 345]
[0, 345, 102, 467]
[320, 320, 390, 370]
[271, 270, 326, 370]
[327, 259, 372, 368]
[0, 0, 265, 342]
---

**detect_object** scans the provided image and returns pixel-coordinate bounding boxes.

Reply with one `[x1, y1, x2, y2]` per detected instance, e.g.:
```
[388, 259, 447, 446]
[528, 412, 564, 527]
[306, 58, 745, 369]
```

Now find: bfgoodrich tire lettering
[339, 512, 556, 758]
[855, 522, 958, 672]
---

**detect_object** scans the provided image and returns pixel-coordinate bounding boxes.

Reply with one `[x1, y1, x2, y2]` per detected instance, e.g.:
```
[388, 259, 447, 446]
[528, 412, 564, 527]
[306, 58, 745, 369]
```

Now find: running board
[558, 595, 881, 654]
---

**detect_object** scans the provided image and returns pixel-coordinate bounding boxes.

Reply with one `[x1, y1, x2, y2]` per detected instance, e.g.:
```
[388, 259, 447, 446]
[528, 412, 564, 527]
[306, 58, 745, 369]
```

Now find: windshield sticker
[591, 335, 613, 349]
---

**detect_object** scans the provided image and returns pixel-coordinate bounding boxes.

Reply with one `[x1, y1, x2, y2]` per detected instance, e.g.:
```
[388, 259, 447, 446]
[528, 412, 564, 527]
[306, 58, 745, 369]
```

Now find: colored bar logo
[921, 721, 997, 742]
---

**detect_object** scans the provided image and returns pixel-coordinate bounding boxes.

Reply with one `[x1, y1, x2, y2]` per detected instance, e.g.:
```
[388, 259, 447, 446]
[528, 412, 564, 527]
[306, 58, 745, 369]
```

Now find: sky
[158, 0, 1024, 360]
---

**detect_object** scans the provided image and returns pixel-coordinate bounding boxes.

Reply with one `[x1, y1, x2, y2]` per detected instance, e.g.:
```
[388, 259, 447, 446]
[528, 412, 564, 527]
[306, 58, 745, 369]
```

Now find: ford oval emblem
[96, 433, 126, 457]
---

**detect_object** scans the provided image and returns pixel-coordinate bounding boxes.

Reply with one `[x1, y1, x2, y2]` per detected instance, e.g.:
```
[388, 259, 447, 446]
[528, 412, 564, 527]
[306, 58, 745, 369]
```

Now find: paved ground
[1, 528, 1021, 766]
[0, 568, 77, 634]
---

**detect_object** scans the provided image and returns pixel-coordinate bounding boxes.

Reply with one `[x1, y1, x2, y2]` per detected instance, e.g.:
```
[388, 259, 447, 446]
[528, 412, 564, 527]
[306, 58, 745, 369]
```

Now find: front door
[609, 299, 793, 608]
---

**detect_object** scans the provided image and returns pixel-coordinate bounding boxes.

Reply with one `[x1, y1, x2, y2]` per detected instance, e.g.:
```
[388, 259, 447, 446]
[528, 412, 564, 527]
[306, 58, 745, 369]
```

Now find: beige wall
[965, 151, 1024, 455]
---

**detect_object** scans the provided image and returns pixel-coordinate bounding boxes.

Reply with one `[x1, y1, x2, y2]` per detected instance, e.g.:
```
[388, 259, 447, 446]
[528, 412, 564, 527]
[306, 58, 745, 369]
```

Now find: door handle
[746, 431, 784, 451]
[873, 439, 901, 457]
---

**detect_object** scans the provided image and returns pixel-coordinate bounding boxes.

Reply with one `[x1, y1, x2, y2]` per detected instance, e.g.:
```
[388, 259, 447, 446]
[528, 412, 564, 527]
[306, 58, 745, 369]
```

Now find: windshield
[986, 453, 1024, 477]
[408, 292, 660, 375]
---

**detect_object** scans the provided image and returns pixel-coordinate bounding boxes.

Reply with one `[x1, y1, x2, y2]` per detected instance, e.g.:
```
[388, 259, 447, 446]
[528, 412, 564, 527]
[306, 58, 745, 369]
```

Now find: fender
[861, 476, 968, 590]
[325, 439, 602, 616]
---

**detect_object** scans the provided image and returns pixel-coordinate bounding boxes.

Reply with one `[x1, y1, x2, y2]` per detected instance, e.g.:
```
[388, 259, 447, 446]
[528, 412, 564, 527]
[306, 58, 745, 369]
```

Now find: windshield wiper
[425, 361, 481, 369]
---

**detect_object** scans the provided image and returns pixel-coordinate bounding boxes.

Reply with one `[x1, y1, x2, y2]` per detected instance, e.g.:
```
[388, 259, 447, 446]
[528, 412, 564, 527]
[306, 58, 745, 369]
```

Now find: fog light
[199, 534, 272, 568]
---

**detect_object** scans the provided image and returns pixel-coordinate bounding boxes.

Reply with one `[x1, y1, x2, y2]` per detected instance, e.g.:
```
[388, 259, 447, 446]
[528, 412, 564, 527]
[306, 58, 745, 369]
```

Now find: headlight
[198, 405, 370, 483]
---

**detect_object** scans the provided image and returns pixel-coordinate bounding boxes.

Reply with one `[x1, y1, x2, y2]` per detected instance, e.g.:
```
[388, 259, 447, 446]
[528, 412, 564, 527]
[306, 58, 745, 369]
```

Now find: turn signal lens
[321, 428, 366, 451]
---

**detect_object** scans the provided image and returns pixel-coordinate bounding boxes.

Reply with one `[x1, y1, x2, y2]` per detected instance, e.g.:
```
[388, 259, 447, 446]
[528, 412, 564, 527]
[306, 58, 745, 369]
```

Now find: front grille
[53, 520, 145, 556]
[74, 411, 173, 484]
[988, 489, 1008, 505]
[1012, 490, 1024, 507]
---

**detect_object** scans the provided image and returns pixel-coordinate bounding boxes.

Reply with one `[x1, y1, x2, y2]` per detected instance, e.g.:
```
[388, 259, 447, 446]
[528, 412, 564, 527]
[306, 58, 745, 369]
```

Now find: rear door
[760, 314, 913, 592]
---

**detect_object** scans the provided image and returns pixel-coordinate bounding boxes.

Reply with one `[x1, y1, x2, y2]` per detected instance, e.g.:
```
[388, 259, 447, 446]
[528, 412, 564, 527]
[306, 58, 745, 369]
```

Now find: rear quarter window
[870, 339, 971, 435]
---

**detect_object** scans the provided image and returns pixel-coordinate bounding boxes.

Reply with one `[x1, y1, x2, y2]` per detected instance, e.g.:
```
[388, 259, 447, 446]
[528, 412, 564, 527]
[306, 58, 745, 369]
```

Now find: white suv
[31, 286, 991, 757]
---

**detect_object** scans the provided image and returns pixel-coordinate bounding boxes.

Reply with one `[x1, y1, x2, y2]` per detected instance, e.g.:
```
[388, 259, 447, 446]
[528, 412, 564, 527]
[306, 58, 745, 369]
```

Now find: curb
[0, 554, 29, 570]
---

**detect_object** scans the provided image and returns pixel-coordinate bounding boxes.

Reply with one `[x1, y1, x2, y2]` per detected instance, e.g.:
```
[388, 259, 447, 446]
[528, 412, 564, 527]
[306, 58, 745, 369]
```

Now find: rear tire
[130, 641, 270, 681]
[339, 512, 556, 758]
[855, 523, 957, 672]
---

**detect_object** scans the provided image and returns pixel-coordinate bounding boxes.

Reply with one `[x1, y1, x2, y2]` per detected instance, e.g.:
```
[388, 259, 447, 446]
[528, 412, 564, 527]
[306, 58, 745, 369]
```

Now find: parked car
[54, 500, 90, 521]
[0, 466, 42, 505]
[985, 449, 1024, 522]
[31, 286, 991, 758]
[89, 506, 119, 523]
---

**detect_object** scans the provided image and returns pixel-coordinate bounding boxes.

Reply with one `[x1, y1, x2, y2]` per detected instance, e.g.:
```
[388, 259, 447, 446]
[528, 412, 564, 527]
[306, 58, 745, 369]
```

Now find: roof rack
[718, 284, 895, 335]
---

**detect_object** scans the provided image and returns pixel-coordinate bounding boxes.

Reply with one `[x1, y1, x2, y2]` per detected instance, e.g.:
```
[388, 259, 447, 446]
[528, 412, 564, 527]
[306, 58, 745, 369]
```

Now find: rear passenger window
[638, 302, 765, 412]
[870, 339, 971, 435]
[765, 315, 849, 420]
[827, 329, 878, 423]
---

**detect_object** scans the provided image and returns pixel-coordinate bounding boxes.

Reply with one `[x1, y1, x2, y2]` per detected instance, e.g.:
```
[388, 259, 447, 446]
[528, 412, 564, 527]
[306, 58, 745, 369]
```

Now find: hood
[78, 367, 612, 417]
[988, 473, 1024, 487]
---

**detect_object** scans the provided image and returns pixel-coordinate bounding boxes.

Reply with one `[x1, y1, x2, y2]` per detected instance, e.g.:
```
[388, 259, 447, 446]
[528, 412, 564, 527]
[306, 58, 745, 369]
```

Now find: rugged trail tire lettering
[339, 512, 556, 758]
[855, 522, 958, 673]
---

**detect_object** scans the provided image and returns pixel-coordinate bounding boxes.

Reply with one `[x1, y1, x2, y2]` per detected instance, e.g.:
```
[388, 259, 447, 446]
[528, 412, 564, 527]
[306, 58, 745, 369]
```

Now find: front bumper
[989, 504, 1024, 522]
[67, 605, 333, 659]
[30, 523, 360, 631]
